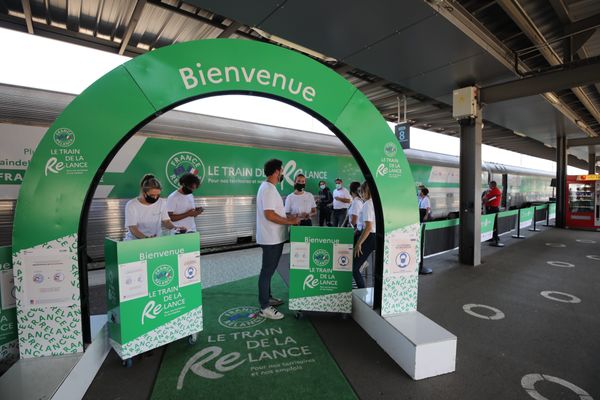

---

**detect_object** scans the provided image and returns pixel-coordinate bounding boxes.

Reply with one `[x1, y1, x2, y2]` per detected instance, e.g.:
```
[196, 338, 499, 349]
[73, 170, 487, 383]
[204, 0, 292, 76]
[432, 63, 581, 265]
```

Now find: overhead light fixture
[252, 28, 337, 63]
[546, 93, 559, 104]
[575, 120, 588, 129]
[514, 131, 527, 137]
[543, 143, 554, 148]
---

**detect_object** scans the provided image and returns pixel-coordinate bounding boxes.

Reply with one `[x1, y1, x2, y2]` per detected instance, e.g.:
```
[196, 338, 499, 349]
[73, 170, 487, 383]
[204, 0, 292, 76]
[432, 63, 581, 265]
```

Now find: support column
[458, 110, 482, 266]
[555, 111, 567, 228]
[589, 146, 597, 174]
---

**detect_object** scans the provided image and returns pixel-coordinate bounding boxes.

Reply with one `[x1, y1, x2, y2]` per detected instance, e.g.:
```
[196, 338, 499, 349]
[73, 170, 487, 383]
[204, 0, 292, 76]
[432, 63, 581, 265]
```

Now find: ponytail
[140, 174, 162, 192]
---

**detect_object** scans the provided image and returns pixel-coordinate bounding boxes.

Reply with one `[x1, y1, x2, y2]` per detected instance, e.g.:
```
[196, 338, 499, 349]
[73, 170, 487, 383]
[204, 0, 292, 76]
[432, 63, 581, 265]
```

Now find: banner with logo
[0, 246, 18, 374]
[288, 226, 354, 313]
[101, 138, 362, 198]
[519, 207, 535, 229]
[105, 233, 202, 359]
[480, 214, 496, 242]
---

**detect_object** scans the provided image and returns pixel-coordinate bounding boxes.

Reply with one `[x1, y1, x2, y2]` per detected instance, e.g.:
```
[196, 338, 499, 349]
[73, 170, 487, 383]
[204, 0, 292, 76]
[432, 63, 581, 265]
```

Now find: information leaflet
[289, 226, 354, 313]
[105, 233, 202, 360]
[0, 246, 18, 373]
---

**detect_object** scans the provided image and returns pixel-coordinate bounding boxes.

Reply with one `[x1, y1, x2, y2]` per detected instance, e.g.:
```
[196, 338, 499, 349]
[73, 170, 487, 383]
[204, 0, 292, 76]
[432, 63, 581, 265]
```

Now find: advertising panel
[288, 226, 354, 313]
[0, 247, 18, 374]
[105, 233, 202, 359]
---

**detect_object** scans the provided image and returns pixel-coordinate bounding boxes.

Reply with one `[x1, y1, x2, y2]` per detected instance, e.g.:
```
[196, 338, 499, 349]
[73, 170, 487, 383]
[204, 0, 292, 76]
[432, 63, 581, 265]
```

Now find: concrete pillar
[458, 110, 482, 266]
[555, 111, 567, 228]
[589, 146, 597, 174]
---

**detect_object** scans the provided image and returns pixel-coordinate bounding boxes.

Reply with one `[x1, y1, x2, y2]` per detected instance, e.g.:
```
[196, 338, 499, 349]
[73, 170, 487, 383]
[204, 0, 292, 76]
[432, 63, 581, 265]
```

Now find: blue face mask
[335, 183, 342, 189]
[320, 184, 326, 190]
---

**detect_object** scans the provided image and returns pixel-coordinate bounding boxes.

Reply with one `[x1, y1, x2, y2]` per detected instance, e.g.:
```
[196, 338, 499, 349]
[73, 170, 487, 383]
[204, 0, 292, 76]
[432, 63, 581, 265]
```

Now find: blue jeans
[352, 232, 376, 289]
[258, 243, 284, 309]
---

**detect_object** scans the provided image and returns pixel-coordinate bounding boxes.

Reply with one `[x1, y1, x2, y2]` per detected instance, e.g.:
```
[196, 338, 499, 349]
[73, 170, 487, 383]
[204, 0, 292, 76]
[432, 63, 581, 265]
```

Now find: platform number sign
[395, 123, 410, 149]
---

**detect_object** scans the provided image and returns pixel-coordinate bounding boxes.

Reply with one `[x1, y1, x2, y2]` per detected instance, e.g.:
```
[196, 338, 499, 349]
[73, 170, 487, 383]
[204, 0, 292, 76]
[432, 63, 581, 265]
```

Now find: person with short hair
[256, 159, 300, 320]
[418, 187, 431, 222]
[317, 180, 333, 226]
[167, 173, 203, 233]
[124, 174, 186, 240]
[482, 181, 502, 243]
[347, 181, 363, 229]
[352, 181, 376, 289]
[285, 174, 316, 226]
[332, 178, 352, 227]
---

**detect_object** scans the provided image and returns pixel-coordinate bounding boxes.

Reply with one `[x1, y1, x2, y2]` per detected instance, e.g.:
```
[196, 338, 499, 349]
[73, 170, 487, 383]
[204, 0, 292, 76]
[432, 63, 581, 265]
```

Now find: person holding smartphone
[125, 174, 187, 240]
[167, 172, 203, 233]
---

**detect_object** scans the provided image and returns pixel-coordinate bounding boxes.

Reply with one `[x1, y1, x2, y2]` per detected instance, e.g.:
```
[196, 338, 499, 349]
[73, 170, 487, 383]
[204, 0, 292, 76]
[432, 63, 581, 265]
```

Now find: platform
[76, 227, 600, 399]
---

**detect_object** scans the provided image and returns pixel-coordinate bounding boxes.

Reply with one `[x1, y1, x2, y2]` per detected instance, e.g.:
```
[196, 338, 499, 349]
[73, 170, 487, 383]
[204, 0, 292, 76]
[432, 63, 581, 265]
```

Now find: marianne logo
[218, 306, 265, 329]
[395, 252, 410, 268]
[384, 142, 397, 157]
[312, 249, 330, 267]
[53, 128, 75, 148]
[153, 264, 174, 287]
[166, 151, 206, 189]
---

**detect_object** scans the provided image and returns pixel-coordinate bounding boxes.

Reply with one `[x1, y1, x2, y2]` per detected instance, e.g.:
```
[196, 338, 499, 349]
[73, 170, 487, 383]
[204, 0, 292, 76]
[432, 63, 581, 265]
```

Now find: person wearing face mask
[124, 174, 186, 240]
[285, 174, 317, 226]
[167, 173, 203, 233]
[317, 180, 333, 226]
[353, 181, 376, 288]
[256, 159, 301, 320]
[332, 178, 352, 227]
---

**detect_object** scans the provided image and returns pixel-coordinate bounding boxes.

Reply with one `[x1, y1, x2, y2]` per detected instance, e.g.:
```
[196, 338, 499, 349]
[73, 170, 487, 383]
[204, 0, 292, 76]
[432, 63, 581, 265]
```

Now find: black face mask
[181, 186, 193, 195]
[144, 193, 159, 204]
[294, 183, 305, 191]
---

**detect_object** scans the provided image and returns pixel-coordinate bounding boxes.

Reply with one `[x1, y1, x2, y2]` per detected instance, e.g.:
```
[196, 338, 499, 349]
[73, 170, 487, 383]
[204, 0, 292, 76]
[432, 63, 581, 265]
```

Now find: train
[0, 84, 555, 262]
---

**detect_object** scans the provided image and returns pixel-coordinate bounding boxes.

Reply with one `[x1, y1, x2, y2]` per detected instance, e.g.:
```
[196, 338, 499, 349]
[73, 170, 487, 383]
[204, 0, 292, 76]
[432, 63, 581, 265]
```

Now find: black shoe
[419, 267, 433, 275]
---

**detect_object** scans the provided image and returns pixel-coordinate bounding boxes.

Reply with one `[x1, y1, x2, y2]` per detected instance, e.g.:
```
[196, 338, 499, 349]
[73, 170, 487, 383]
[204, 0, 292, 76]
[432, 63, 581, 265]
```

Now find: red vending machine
[566, 174, 600, 230]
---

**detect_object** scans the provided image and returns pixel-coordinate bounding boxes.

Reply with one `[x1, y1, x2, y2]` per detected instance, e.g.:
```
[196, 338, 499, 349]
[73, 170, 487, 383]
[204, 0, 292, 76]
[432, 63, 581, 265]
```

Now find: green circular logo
[152, 264, 174, 287]
[312, 249, 330, 267]
[384, 142, 397, 157]
[165, 151, 205, 189]
[53, 128, 75, 148]
[218, 306, 265, 329]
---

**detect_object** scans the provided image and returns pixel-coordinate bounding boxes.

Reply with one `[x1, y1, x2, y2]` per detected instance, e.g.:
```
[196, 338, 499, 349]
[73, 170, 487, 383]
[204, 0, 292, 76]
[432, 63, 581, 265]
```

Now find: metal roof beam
[119, 0, 146, 55]
[567, 137, 600, 148]
[20, 0, 33, 34]
[480, 57, 600, 104]
[217, 21, 242, 38]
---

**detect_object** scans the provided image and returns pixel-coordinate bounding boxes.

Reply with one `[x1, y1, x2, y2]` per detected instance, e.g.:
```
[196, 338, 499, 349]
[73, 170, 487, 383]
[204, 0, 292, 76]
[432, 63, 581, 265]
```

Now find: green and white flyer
[519, 207, 535, 229]
[289, 226, 354, 313]
[480, 214, 496, 242]
[105, 233, 203, 359]
[0, 246, 18, 373]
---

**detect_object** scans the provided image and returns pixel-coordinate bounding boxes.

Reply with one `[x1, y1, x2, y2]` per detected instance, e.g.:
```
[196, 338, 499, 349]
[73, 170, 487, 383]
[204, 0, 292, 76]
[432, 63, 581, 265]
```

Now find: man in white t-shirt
[167, 173, 203, 232]
[285, 174, 316, 226]
[256, 159, 300, 320]
[332, 178, 352, 227]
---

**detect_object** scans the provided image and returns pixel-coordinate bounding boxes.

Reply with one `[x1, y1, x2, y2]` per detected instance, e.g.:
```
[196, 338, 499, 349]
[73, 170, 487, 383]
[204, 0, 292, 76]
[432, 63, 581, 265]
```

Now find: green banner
[105, 233, 202, 359]
[549, 203, 556, 219]
[102, 138, 362, 198]
[0, 246, 18, 374]
[288, 226, 354, 313]
[424, 218, 460, 231]
[519, 207, 535, 229]
[480, 214, 496, 242]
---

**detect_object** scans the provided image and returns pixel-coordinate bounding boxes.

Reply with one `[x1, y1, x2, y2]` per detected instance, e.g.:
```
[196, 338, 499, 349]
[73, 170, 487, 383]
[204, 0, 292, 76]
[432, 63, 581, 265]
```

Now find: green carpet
[150, 274, 357, 400]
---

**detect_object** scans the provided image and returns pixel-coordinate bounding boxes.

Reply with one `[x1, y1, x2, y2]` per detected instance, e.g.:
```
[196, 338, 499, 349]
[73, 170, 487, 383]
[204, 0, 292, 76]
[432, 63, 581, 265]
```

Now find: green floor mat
[150, 274, 357, 400]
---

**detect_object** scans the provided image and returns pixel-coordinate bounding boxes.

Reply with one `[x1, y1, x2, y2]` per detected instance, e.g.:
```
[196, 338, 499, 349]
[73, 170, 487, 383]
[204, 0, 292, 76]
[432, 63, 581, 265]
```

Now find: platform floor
[84, 226, 599, 400]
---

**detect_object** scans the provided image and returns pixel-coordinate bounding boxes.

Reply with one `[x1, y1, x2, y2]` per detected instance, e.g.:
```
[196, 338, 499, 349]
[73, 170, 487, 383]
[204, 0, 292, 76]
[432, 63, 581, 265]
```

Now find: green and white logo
[153, 264, 174, 287]
[218, 306, 265, 329]
[312, 249, 330, 267]
[166, 151, 205, 189]
[53, 128, 75, 148]
[384, 142, 397, 157]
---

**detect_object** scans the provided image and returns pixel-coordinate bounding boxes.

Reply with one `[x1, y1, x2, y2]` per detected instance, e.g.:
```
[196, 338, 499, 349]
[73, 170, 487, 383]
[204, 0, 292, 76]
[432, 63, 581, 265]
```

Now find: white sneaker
[259, 306, 284, 320]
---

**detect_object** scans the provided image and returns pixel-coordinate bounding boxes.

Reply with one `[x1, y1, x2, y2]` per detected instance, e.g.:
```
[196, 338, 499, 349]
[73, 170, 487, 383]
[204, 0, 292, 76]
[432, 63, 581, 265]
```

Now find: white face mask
[319, 184, 326, 190]
[335, 183, 342, 189]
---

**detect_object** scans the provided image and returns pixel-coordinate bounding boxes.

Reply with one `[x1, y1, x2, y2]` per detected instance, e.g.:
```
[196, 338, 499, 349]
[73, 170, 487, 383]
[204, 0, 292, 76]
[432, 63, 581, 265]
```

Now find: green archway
[12, 39, 420, 358]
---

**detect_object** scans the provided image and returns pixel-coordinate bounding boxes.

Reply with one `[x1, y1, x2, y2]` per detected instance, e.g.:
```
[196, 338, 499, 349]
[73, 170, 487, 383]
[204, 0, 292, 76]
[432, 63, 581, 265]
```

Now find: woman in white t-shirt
[352, 181, 376, 289]
[124, 174, 186, 240]
[285, 174, 316, 226]
[346, 181, 363, 229]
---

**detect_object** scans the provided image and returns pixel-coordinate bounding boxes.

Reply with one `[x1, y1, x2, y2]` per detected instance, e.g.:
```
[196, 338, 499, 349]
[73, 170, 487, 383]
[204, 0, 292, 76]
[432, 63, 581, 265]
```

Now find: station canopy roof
[1, 0, 599, 170]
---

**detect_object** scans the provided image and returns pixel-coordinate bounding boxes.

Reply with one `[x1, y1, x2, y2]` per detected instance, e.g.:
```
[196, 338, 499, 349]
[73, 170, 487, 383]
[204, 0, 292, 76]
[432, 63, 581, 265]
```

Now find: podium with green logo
[289, 226, 354, 314]
[104, 233, 202, 365]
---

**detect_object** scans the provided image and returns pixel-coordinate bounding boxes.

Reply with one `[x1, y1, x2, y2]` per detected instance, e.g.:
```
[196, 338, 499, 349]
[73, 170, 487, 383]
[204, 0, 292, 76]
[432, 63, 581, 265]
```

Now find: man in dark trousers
[482, 181, 502, 244]
[317, 180, 333, 226]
